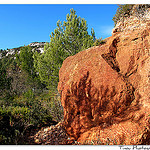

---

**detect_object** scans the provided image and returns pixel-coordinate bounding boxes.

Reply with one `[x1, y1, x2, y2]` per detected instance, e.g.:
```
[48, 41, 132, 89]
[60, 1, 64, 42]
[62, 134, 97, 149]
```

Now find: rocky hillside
[57, 5, 150, 145]
[0, 42, 46, 59]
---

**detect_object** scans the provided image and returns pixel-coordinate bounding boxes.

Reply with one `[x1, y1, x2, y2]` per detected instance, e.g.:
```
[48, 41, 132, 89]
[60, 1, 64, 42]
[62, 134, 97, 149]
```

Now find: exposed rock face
[58, 7, 150, 145]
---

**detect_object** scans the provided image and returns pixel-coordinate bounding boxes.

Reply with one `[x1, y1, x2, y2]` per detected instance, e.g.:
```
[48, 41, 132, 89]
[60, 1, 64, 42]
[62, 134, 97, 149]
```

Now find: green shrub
[36, 90, 64, 123]
[48, 92, 64, 122]
[0, 88, 64, 144]
[112, 4, 134, 26]
[113, 4, 150, 26]
[93, 38, 106, 46]
[0, 107, 23, 144]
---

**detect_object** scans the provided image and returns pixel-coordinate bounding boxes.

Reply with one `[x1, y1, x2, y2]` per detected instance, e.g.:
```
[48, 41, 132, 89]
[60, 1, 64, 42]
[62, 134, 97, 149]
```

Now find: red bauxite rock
[58, 17, 150, 144]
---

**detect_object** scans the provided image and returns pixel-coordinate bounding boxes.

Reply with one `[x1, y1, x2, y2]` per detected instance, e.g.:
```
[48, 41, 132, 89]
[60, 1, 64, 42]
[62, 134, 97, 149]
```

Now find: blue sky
[0, 4, 118, 50]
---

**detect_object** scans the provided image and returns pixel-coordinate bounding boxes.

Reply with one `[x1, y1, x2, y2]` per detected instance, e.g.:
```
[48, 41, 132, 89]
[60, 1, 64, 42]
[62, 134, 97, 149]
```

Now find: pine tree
[15, 46, 43, 93]
[34, 9, 96, 90]
[17, 46, 34, 76]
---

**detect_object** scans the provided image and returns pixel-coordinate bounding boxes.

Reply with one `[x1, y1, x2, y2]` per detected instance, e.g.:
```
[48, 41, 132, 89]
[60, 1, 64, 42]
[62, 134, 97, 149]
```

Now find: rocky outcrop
[58, 6, 150, 145]
[29, 122, 75, 145]
[112, 4, 150, 34]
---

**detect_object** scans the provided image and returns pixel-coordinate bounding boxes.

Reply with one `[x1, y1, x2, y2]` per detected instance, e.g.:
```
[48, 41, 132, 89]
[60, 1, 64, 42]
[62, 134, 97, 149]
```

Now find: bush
[112, 4, 150, 26]
[112, 4, 134, 26]
[48, 91, 64, 122]
[36, 90, 64, 123]
[0, 107, 26, 144]
[93, 38, 106, 46]
[0, 89, 64, 144]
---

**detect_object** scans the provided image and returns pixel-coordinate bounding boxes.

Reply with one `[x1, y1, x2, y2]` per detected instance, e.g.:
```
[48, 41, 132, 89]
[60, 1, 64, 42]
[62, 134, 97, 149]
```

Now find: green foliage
[113, 4, 150, 26]
[0, 47, 64, 144]
[0, 89, 63, 144]
[0, 60, 12, 105]
[16, 46, 34, 76]
[1, 50, 7, 57]
[33, 51, 54, 90]
[47, 91, 64, 122]
[0, 60, 9, 92]
[34, 9, 96, 89]
[112, 4, 134, 26]
[93, 38, 106, 46]
[0, 105, 29, 144]
[0, 46, 64, 144]
[14, 46, 45, 94]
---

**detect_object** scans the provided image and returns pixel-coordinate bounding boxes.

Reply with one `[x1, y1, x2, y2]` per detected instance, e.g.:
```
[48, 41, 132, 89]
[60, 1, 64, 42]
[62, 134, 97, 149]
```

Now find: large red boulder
[58, 14, 150, 144]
